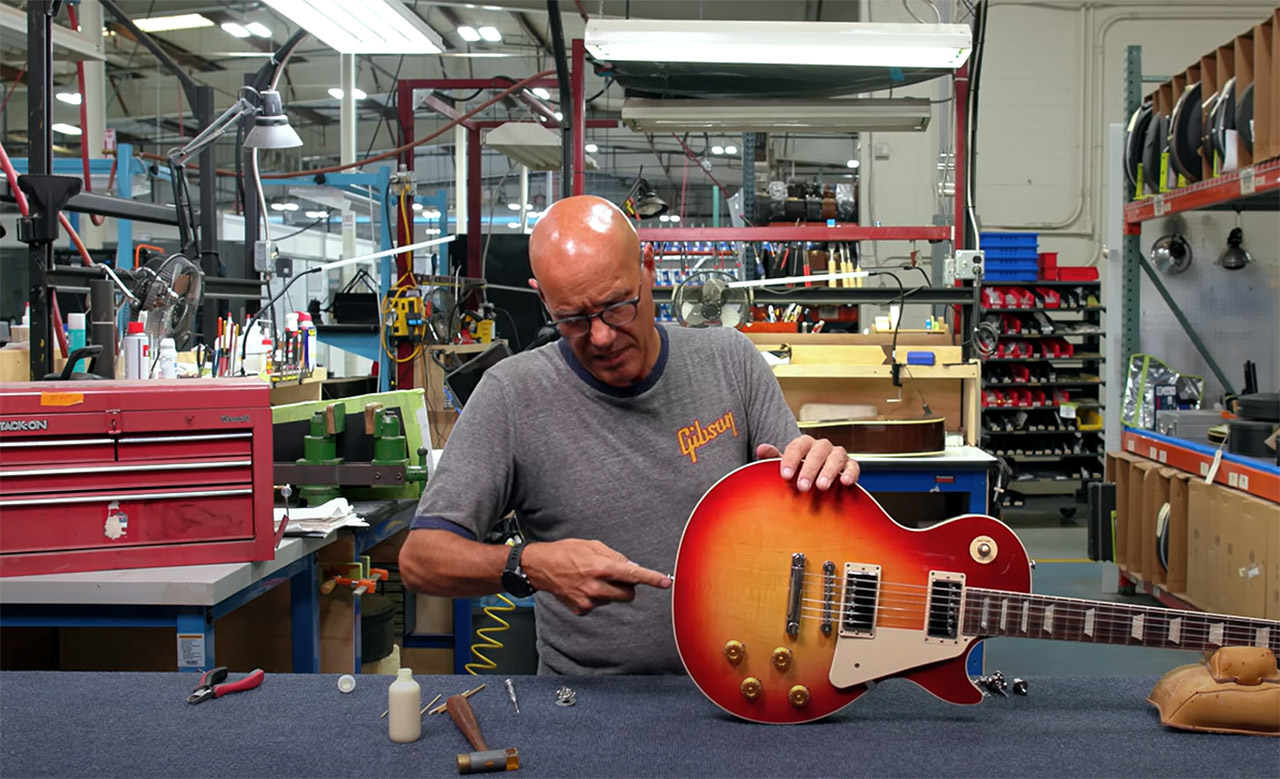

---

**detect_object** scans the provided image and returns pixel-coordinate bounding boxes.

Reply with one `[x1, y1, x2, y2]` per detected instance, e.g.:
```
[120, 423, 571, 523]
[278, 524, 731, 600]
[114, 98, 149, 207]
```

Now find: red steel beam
[571, 38, 587, 196]
[419, 92, 477, 131]
[1122, 157, 1280, 225]
[636, 225, 952, 243]
[952, 64, 968, 251]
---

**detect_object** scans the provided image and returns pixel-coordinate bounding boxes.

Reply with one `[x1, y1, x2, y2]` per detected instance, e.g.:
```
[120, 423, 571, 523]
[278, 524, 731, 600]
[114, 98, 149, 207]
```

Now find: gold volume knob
[740, 677, 762, 702]
[771, 647, 792, 672]
[723, 640, 745, 666]
[789, 685, 810, 708]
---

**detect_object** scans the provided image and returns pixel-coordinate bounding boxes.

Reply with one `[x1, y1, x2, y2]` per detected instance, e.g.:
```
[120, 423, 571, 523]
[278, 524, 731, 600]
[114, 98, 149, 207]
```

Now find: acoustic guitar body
[672, 460, 1032, 724]
[797, 417, 947, 456]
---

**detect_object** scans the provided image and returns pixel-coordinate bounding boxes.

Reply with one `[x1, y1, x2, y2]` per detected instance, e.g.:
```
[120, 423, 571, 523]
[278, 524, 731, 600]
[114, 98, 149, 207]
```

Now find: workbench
[857, 444, 995, 516]
[0, 535, 334, 673]
[0, 672, 1272, 777]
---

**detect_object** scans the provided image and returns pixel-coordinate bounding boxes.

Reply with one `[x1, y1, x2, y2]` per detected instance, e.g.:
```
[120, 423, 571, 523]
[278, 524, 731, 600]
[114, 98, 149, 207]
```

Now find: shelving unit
[979, 280, 1106, 506]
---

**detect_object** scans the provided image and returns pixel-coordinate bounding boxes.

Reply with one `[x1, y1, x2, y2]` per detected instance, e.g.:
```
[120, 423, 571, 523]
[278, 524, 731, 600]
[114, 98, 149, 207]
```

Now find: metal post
[519, 165, 530, 231]
[25, 0, 54, 381]
[467, 129, 482, 278]
[742, 132, 756, 277]
[571, 38, 586, 196]
[952, 64, 968, 250]
[1121, 45, 1143, 362]
[195, 84, 220, 350]
[88, 278, 116, 378]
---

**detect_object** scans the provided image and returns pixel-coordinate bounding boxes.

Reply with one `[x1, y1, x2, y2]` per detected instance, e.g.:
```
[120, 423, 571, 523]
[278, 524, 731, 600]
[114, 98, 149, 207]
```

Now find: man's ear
[641, 243, 655, 279]
[528, 278, 539, 291]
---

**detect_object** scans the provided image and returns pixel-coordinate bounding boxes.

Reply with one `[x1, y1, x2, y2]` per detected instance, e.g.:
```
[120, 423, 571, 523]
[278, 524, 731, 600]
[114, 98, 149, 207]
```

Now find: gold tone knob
[740, 677, 762, 702]
[789, 684, 810, 708]
[771, 647, 793, 672]
[723, 640, 745, 665]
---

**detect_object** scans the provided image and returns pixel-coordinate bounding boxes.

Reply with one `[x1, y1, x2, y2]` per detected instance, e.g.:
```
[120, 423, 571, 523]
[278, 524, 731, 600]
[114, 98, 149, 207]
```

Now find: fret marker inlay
[1169, 617, 1182, 644]
[1209, 623, 1225, 646]
[981, 597, 991, 630]
[1000, 599, 1009, 632]
[1019, 602, 1029, 634]
[1258, 627, 1271, 648]
[1083, 609, 1096, 638]
[1131, 615, 1144, 641]
[1043, 605, 1054, 634]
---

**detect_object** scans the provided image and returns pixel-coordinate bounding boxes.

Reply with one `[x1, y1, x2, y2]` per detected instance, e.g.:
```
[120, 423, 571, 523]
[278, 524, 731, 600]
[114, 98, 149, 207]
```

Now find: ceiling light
[305, 210, 329, 218]
[423, 208, 441, 219]
[585, 19, 972, 69]
[244, 89, 304, 149]
[724, 144, 738, 155]
[846, 158, 860, 169]
[425, 227, 442, 235]
[270, 202, 289, 211]
[221, 21, 251, 38]
[55, 92, 82, 105]
[531, 87, 551, 100]
[328, 87, 368, 100]
[584, 142, 598, 153]
[622, 98, 931, 132]
[412, 202, 424, 211]
[482, 122, 598, 171]
[478, 26, 501, 42]
[246, 22, 273, 38]
[263, 0, 444, 54]
[507, 202, 521, 211]
[658, 214, 670, 223]
[457, 25, 481, 42]
[133, 13, 214, 32]
[711, 145, 724, 155]
[51, 123, 82, 136]
[669, 214, 681, 223]
[553, 111, 563, 121]
[507, 221, 520, 228]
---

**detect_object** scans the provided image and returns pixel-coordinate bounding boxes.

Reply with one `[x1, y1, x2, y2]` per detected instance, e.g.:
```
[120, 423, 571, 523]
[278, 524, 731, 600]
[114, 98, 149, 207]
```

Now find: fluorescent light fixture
[478, 26, 501, 42]
[263, 0, 444, 54]
[133, 14, 213, 32]
[221, 22, 251, 38]
[531, 87, 551, 100]
[506, 203, 521, 211]
[584, 142, 598, 153]
[507, 221, 520, 229]
[658, 214, 670, 223]
[669, 214, 681, 223]
[328, 87, 368, 100]
[482, 122, 599, 171]
[725, 144, 738, 155]
[846, 158, 860, 169]
[305, 210, 329, 218]
[246, 22, 273, 38]
[425, 228, 442, 235]
[585, 20, 972, 69]
[55, 92, 82, 105]
[622, 98, 931, 133]
[52, 123, 82, 136]
[423, 208, 441, 219]
[553, 111, 563, 121]
[711, 145, 724, 155]
[457, 25, 481, 42]
[270, 202, 289, 211]
[412, 202, 424, 211]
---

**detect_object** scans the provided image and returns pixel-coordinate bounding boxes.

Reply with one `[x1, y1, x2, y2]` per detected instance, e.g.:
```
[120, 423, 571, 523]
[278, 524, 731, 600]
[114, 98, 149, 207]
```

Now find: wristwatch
[501, 543, 535, 598]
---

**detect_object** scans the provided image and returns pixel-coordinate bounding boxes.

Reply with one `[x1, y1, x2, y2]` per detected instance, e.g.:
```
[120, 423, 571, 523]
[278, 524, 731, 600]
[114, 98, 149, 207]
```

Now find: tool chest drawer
[0, 487, 255, 553]
[0, 456, 254, 496]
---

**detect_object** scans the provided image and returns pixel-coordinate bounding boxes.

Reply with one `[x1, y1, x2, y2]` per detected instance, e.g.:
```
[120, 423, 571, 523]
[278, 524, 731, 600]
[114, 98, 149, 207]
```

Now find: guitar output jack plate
[970, 535, 998, 564]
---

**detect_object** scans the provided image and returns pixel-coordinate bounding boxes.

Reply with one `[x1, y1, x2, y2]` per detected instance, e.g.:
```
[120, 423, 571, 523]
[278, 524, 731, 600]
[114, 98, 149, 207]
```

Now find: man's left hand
[756, 436, 859, 492]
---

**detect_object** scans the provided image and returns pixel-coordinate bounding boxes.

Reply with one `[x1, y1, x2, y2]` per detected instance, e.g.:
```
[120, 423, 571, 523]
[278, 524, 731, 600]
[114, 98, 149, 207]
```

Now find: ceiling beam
[103, 21, 224, 73]
[512, 11, 553, 59]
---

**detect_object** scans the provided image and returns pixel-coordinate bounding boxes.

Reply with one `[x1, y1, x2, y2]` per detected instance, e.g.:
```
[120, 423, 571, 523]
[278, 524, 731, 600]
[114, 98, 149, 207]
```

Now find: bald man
[399, 196, 858, 675]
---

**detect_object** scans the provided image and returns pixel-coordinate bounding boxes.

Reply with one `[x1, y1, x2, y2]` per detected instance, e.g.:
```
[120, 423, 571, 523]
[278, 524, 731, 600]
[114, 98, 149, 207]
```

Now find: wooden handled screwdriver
[448, 694, 519, 774]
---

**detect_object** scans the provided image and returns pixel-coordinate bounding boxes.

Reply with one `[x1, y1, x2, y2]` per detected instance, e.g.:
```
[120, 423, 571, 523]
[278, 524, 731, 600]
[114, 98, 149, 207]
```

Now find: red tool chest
[0, 380, 275, 576]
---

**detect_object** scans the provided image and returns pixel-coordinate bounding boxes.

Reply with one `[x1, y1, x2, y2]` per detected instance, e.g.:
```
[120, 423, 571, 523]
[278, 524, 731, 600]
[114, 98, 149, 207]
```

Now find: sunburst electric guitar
[671, 460, 1280, 724]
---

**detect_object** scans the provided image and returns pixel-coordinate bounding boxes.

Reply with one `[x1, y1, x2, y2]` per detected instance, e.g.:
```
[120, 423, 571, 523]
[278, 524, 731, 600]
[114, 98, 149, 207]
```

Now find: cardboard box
[412, 343, 497, 448]
[1107, 451, 1143, 568]
[1185, 478, 1216, 611]
[1166, 470, 1193, 595]
[1186, 479, 1277, 618]
[1142, 467, 1173, 587]
[1127, 460, 1158, 576]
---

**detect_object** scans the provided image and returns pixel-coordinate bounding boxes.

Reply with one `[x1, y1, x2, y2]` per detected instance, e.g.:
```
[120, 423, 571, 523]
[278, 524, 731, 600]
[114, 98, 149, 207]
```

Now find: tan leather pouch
[1148, 647, 1280, 736]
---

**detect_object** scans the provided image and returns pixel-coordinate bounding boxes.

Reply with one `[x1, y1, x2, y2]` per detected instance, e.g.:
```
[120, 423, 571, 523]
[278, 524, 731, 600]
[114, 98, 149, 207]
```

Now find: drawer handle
[0, 438, 115, 449]
[0, 460, 252, 478]
[119, 433, 253, 444]
[0, 488, 253, 507]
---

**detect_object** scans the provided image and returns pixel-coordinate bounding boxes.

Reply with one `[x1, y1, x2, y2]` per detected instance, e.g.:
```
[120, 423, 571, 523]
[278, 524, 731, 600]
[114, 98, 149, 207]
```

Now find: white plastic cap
[159, 338, 176, 349]
[337, 674, 356, 693]
[285, 312, 299, 332]
[68, 313, 86, 330]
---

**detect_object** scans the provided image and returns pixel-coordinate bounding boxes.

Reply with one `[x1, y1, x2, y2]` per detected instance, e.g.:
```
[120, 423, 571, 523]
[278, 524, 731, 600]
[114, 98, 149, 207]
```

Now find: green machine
[272, 390, 433, 506]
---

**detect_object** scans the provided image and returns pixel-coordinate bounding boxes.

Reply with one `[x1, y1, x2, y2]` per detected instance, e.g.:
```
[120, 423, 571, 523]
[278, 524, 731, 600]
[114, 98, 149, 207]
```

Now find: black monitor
[443, 342, 513, 409]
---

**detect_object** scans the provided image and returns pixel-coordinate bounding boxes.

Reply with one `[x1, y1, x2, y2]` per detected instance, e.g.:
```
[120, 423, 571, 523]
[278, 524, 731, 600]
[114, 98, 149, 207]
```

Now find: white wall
[864, 0, 1279, 396]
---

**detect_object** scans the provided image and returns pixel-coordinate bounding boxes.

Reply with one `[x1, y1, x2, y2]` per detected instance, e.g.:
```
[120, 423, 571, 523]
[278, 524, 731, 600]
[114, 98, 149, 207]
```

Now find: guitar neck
[963, 587, 1280, 654]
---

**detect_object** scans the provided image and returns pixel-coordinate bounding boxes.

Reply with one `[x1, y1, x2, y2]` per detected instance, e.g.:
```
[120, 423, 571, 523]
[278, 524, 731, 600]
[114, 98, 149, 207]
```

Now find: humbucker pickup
[840, 563, 881, 638]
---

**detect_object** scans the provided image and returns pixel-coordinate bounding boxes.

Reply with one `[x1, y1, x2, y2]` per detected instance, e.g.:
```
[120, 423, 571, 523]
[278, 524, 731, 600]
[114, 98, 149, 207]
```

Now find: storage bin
[979, 232, 1039, 248]
[1057, 266, 1099, 282]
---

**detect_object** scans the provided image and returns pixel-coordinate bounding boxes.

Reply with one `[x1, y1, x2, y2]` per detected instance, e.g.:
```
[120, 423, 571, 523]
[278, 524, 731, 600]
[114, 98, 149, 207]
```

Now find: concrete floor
[979, 497, 1197, 679]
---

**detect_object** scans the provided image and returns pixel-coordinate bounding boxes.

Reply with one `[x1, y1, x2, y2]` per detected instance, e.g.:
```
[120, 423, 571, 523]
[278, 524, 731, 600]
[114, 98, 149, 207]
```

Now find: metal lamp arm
[167, 96, 257, 168]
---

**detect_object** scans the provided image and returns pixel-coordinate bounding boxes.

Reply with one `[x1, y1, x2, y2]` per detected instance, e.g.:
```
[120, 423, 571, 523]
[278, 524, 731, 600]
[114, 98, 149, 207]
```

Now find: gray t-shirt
[411, 324, 799, 674]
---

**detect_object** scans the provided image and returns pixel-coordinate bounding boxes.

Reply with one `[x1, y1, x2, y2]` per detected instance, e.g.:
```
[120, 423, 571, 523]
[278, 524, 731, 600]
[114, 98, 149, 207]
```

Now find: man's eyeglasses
[547, 295, 641, 338]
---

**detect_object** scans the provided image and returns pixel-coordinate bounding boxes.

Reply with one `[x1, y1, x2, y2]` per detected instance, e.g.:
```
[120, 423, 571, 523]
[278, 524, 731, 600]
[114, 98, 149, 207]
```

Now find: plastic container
[1056, 266, 1099, 282]
[1038, 252, 1059, 281]
[298, 312, 316, 370]
[67, 313, 87, 372]
[154, 338, 178, 379]
[123, 322, 148, 380]
[387, 668, 421, 743]
[979, 232, 1039, 248]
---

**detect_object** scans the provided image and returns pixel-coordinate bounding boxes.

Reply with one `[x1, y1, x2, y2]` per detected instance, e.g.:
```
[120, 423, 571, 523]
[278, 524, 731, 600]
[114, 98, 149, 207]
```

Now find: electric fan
[128, 253, 204, 346]
[424, 286, 462, 343]
[673, 270, 751, 328]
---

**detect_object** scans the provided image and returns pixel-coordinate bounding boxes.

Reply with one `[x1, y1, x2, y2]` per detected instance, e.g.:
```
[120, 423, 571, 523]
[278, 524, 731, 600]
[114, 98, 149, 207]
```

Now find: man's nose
[588, 316, 616, 347]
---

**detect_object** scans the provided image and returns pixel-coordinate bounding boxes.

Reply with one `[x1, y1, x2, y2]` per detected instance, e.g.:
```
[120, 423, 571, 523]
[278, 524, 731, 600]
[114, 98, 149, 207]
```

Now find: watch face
[502, 570, 534, 597]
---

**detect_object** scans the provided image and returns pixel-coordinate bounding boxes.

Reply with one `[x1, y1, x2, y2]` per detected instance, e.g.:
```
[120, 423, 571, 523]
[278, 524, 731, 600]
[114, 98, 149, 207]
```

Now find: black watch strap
[502, 543, 534, 597]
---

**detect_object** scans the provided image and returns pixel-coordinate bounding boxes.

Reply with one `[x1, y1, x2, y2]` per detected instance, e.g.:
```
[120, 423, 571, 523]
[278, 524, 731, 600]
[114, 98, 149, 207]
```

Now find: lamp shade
[624, 178, 668, 219]
[245, 89, 303, 149]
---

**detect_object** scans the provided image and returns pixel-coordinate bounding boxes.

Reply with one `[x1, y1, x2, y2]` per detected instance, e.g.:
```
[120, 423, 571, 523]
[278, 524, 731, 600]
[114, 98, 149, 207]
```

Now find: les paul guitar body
[672, 460, 1279, 724]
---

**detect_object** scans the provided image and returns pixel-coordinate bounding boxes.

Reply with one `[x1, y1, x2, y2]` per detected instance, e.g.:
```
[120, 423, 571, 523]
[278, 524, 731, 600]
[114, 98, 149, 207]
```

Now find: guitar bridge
[840, 563, 881, 638]
[785, 553, 805, 637]
[821, 561, 836, 637]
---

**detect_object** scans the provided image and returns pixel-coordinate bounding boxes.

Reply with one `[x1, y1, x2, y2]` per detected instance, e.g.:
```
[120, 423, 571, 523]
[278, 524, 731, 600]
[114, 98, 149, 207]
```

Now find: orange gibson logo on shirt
[677, 411, 739, 464]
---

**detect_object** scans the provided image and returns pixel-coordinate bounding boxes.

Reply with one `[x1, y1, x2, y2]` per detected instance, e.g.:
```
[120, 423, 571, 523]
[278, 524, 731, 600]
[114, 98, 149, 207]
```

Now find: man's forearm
[398, 529, 508, 597]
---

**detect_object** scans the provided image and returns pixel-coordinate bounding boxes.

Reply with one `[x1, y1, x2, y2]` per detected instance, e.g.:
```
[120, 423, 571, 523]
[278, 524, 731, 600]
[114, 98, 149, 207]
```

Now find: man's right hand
[521, 539, 671, 616]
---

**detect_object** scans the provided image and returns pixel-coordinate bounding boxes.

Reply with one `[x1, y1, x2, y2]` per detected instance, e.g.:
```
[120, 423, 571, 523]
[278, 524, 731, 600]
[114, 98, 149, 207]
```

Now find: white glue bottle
[123, 322, 148, 379]
[387, 668, 421, 743]
[154, 338, 178, 379]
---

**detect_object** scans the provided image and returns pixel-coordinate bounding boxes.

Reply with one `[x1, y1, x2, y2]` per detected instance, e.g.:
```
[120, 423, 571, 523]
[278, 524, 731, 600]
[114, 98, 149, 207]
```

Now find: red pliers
[186, 667, 265, 704]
